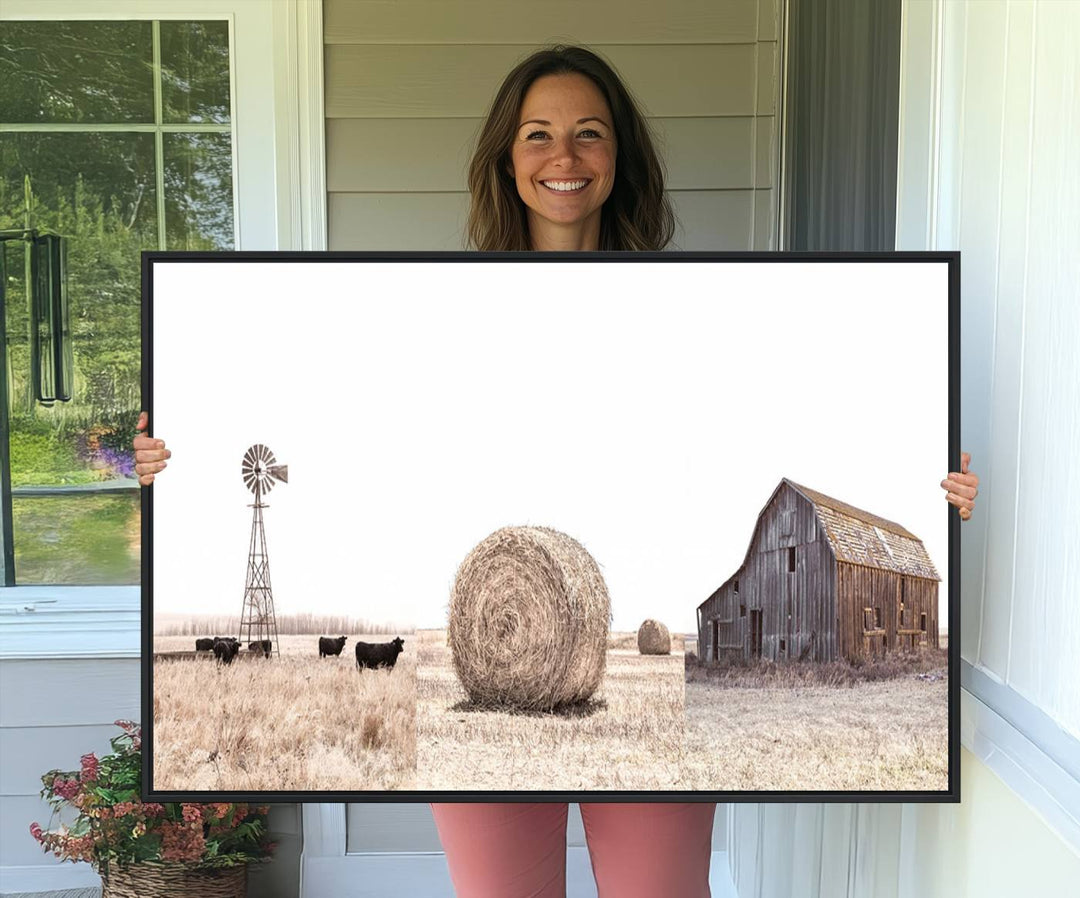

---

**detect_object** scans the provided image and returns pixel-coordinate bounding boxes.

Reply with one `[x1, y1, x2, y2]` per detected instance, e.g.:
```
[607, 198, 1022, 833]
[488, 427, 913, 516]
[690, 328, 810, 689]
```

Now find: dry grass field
[416, 630, 686, 791]
[152, 634, 415, 791]
[681, 648, 949, 791]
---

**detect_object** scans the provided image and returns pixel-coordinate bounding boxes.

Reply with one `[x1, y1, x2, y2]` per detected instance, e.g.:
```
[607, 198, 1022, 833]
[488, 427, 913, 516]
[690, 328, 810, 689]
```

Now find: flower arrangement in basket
[30, 720, 274, 897]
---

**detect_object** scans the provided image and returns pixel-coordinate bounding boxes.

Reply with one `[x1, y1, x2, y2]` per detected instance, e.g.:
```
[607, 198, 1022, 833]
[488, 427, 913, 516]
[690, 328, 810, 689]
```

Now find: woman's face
[509, 73, 617, 243]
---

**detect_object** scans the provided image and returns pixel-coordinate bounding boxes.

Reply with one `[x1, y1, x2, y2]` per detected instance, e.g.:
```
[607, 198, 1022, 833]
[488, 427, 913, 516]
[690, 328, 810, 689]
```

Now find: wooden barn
[696, 479, 940, 664]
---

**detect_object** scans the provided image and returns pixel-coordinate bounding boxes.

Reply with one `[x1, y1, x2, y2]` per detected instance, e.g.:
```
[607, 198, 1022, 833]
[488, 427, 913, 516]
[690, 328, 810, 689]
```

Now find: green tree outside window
[0, 20, 234, 585]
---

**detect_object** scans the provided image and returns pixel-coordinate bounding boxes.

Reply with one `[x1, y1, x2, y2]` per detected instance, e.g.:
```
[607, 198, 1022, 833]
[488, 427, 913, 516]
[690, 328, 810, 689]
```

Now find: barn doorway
[750, 610, 762, 659]
[711, 619, 719, 661]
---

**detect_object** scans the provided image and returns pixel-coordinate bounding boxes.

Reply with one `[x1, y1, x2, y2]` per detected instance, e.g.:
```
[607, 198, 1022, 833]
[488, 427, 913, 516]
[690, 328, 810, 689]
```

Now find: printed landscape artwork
[143, 253, 958, 802]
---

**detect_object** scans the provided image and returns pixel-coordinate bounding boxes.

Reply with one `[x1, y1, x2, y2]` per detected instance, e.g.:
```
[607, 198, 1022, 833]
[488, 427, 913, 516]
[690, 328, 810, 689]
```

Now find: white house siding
[0, 655, 140, 895]
[323, 0, 782, 250]
[0, 590, 299, 898]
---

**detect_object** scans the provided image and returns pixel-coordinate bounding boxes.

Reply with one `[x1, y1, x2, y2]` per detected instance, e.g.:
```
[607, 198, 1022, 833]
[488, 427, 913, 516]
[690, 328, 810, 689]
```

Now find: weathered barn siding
[697, 479, 940, 664]
[837, 563, 939, 660]
[699, 481, 837, 662]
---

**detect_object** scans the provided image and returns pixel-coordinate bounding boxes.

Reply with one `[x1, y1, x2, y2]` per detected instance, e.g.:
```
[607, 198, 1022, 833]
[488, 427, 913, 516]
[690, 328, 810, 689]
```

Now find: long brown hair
[466, 46, 675, 251]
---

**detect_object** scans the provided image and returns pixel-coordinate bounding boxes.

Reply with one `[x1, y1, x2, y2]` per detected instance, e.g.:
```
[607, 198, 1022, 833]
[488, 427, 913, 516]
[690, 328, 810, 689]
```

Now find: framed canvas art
[142, 252, 959, 803]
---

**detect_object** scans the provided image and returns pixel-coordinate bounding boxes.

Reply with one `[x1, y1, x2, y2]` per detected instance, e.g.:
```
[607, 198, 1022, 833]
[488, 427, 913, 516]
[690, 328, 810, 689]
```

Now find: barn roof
[783, 479, 941, 581]
[699, 479, 941, 609]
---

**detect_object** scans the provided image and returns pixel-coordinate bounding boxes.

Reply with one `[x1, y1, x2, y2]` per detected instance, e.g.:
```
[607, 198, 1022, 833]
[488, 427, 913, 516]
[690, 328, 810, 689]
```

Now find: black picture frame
[141, 250, 960, 805]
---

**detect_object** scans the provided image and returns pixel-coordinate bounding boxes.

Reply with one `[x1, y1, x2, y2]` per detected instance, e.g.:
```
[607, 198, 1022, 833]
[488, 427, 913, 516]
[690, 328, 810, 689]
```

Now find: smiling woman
[466, 45, 674, 252]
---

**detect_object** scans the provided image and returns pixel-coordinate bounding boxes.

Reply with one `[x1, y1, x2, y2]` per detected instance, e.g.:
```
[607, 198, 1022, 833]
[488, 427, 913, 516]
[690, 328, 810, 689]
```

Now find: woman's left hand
[941, 451, 979, 521]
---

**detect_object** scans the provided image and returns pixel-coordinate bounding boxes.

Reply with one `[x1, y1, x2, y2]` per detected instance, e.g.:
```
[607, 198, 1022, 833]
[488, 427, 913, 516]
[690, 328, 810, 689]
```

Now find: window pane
[0, 21, 154, 124]
[160, 20, 232, 124]
[164, 133, 234, 249]
[2, 132, 153, 491]
[12, 494, 140, 585]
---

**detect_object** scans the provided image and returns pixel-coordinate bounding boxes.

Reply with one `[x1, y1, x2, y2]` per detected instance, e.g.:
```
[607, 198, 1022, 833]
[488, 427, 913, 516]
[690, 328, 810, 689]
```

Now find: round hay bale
[448, 526, 610, 711]
[637, 619, 671, 655]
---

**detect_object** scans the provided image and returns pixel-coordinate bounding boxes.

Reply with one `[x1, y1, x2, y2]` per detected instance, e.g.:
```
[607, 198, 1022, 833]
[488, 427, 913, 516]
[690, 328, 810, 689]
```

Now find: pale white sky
[151, 260, 950, 634]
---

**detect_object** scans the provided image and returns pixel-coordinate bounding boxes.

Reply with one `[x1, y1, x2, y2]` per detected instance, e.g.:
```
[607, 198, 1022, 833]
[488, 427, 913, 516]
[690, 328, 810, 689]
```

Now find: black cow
[319, 635, 347, 658]
[195, 637, 214, 651]
[355, 637, 405, 670]
[213, 639, 240, 664]
[249, 639, 272, 657]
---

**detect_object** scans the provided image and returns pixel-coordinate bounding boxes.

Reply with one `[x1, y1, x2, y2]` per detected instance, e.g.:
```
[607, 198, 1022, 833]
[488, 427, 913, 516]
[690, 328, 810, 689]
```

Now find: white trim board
[0, 588, 139, 660]
[961, 684, 1080, 854]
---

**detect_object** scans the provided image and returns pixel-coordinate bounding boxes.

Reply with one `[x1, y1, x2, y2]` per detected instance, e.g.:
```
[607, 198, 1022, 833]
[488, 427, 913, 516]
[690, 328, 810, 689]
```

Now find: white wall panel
[1007, 2, 1080, 729]
[899, 0, 1080, 738]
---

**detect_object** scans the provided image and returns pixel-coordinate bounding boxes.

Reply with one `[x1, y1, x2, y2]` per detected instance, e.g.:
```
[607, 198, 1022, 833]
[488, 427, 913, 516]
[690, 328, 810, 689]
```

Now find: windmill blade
[241, 444, 286, 494]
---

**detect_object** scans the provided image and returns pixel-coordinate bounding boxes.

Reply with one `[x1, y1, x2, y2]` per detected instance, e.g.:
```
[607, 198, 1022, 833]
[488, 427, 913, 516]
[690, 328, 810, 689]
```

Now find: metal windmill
[238, 444, 288, 658]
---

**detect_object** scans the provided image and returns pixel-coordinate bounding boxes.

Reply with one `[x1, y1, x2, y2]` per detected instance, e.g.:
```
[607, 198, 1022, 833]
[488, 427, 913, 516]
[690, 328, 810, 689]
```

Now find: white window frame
[0, 0, 326, 661]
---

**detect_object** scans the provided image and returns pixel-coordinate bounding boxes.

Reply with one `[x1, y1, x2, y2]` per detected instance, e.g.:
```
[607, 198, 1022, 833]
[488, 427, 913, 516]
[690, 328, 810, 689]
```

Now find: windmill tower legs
[238, 480, 280, 657]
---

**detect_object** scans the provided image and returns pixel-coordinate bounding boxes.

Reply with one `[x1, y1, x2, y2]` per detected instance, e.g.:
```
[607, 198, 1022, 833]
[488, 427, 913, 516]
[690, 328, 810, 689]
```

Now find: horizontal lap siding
[324, 0, 781, 251]
[0, 659, 139, 868]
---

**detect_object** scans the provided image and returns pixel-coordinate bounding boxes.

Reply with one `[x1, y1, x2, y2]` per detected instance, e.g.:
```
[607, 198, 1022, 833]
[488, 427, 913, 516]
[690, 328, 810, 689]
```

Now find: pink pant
[431, 803, 716, 898]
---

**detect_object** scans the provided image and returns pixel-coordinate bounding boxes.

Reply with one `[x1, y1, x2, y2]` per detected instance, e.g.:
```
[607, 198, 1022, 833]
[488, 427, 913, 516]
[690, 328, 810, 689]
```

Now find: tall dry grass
[681, 650, 949, 790]
[416, 630, 686, 791]
[152, 634, 415, 791]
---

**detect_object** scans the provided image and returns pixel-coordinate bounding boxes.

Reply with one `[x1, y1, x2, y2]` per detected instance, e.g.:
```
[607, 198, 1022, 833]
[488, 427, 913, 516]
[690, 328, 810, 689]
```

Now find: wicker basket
[101, 862, 247, 898]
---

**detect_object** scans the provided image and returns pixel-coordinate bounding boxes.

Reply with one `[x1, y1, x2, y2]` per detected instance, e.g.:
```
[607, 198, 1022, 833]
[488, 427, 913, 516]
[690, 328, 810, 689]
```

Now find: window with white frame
[0, 18, 234, 586]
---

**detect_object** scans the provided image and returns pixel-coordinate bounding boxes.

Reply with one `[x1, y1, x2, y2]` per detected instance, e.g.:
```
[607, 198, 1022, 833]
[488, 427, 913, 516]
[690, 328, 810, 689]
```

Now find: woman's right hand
[133, 411, 171, 486]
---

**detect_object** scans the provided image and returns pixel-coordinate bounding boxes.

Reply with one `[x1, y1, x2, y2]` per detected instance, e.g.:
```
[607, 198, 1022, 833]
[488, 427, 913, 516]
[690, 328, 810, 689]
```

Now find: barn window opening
[734, 579, 739, 596]
[740, 603, 746, 617]
[920, 613, 927, 632]
[874, 607, 882, 628]
[780, 638, 786, 653]
[788, 547, 796, 572]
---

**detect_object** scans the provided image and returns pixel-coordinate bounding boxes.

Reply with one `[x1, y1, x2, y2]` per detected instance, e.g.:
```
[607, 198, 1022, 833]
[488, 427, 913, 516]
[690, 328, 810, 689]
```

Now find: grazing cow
[213, 639, 240, 664]
[248, 639, 272, 657]
[319, 635, 347, 658]
[355, 637, 405, 671]
[195, 637, 214, 651]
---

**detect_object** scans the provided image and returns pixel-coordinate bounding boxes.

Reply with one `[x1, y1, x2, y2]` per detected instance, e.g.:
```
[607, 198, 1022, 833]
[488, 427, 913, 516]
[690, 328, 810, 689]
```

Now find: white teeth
[542, 180, 588, 191]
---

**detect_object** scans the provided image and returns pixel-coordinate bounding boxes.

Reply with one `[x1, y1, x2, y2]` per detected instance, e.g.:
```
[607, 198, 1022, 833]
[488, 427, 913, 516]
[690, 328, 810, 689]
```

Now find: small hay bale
[448, 526, 610, 711]
[637, 619, 671, 655]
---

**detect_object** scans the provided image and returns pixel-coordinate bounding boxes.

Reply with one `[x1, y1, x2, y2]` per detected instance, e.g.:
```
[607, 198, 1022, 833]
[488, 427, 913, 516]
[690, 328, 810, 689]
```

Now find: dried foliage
[416, 630, 686, 790]
[636, 619, 671, 655]
[152, 635, 415, 791]
[448, 526, 611, 711]
[684, 646, 948, 689]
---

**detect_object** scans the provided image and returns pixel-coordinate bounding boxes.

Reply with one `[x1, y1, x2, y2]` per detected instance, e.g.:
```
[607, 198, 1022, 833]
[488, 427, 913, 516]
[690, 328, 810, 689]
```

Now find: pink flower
[181, 804, 202, 824]
[80, 753, 99, 782]
[30, 822, 43, 842]
[52, 777, 80, 801]
[142, 803, 165, 817]
[160, 821, 205, 863]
